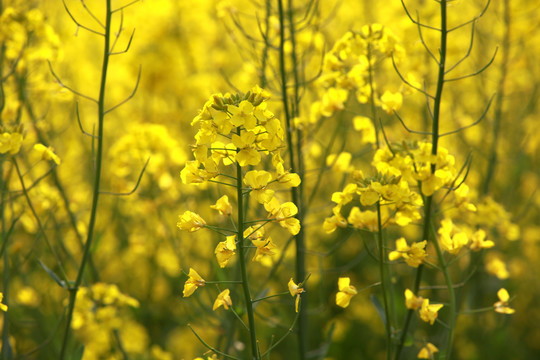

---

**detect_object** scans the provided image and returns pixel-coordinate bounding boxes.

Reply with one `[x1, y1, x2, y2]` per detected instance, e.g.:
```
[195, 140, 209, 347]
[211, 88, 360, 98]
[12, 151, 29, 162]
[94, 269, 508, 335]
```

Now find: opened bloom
[336, 277, 357, 308]
[288, 278, 305, 312]
[0, 131, 23, 155]
[388, 238, 427, 267]
[404, 289, 424, 310]
[252, 237, 277, 262]
[210, 195, 232, 216]
[265, 198, 300, 235]
[0, 292, 7, 312]
[494, 288, 515, 314]
[33, 143, 61, 165]
[244, 170, 275, 204]
[417, 343, 439, 359]
[419, 299, 443, 325]
[177, 211, 206, 232]
[183, 268, 205, 297]
[213, 289, 232, 311]
[215, 236, 236, 268]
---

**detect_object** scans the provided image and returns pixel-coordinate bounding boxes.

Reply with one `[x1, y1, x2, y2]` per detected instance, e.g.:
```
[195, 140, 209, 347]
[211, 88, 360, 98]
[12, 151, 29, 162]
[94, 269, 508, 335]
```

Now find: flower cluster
[404, 289, 443, 325]
[323, 167, 421, 233]
[71, 283, 140, 359]
[177, 88, 302, 317]
[302, 24, 408, 129]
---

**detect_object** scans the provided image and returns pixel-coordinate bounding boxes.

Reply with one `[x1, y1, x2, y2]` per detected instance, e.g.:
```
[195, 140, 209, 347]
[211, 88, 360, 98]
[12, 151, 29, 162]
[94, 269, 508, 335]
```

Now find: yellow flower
[252, 237, 277, 262]
[214, 235, 236, 268]
[485, 253, 510, 279]
[177, 211, 206, 232]
[347, 207, 381, 232]
[33, 143, 61, 165]
[210, 195, 232, 216]
[380, 90, 403, 114]
[336, 277, 357, 308]
[419, 299, 443, 325]
[417, 343, 439, 359]
[0, 132, 23, 155]
[323, 212, 348, 233]
[0, 292, 7, 312]
[494, 288, 515, 314]
[265, 198, 300, 235]
[183, 268, 205, 297]
[288, 278, 305, 312]
[469, 229, 494, 251]
[353, 116, 376, 144]
[244, 170, 275, 204]
[388, 238, 427, 268]
[438, 219, 468, 255]
[228, 100, 257, 130]
[326, 152, 352, 172]
[213, 289, 232, 311]
[404, 289, 424, 310]
[232, 131, 260, 166]
[244, 226, 265, 241]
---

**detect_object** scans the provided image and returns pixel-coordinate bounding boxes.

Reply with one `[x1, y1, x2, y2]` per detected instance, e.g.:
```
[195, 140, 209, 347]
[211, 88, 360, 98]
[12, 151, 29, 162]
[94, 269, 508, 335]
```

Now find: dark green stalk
[1, 164, 12, 359]
[286, 1, 308, 358]
[59, 1, 112, 358]
[24, 98, 100, 282]
[13, 159, 69, 283]
[482, 0, 509, 195]
[377, 202, 392, 360]
[430, 221, 456, 359]
[367, 41, 380, 148]
[235, 130, 259, 360]
[395, 1, 448, 359]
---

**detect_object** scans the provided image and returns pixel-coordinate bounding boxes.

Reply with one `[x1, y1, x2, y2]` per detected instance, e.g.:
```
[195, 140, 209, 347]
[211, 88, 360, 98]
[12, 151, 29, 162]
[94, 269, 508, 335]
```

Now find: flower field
[1, 0, 539, 359]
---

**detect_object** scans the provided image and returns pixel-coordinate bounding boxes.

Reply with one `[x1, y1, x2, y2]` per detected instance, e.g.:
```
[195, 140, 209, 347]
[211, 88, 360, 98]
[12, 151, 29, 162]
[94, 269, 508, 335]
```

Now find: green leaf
[370, 294, 387, 330]
[37, 259, 67, 289]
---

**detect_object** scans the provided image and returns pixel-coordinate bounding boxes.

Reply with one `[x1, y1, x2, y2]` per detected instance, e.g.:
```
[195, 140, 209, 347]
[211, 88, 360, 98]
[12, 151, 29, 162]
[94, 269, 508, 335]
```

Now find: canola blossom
[2, 0, 533, 359]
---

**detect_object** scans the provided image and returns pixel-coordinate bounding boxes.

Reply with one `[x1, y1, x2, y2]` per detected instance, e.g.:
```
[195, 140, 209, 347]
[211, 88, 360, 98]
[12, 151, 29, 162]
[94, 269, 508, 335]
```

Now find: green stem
[278, 0, 307, 357]
[377, 202, 392, 360]
[482, 0, 509, 195]
[396, 1, 448, 358]
[235, 139, 259, 360]
[430, 221, 456, 359]
[59, 1, 112, 358]
[367, 41, 380, 148]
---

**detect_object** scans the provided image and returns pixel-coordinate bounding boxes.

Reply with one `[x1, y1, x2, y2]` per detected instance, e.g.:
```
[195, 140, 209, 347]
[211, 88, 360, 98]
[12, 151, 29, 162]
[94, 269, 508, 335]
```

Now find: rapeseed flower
[252, 237, 277, 262]
[404, 289, 424, 310]
[33, 143, 61, 165]
[0, 292, 7, 311]
[177, 211, 206, 232]
[215, 236, 236, 268]
[0, 131, 23, 155]
[494, 288, 515, 314]
[417, 343, 438, 359]
[244, 170, 274, 204]
[419, 299, 443, 325]
[213, 289, 232, 311]
[336, 277, 357, 308]
[210, 195, 232, 216]
[288, 278, 305, 312]
[265, 198, 300, 235]
[388, 238, 427, 267]
[183, 268, 205, 297]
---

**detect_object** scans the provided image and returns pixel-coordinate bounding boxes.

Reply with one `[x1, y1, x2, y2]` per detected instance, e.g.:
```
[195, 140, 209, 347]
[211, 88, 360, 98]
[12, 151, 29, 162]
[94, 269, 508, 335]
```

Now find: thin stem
[430, 221, 456, 360]
[396, 1, 448, 356]
[59, 1, 112, 358]
[377, 202, 392, 360]
[235, 133, 259, 360]
[482, 0, 509, 195]
[278, 0, 307, 357]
